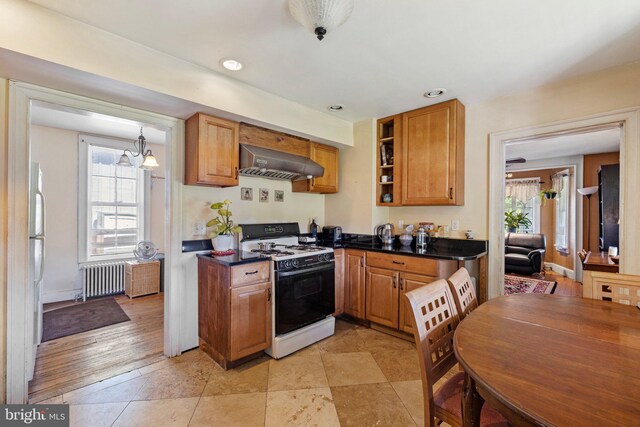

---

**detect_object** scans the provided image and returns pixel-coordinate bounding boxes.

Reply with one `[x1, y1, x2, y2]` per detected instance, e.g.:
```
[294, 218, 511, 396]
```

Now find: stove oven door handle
[276, 263, 334, 278]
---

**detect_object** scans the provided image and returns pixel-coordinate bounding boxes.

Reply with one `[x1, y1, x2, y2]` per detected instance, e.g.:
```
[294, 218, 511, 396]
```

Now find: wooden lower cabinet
[229, 282, 271, 361]
[333, 249, 345, 316]
[365, 268, 436, 331]
[344, 250, 366, 320]
[198, 257, 272, 369]
[364, 252, 456, 333]
[365, 267, 399, 328]
[398, 272, 437, 333]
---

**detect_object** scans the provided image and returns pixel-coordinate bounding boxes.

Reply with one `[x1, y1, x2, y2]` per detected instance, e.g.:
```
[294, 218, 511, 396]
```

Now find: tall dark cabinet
[598, 164, 619, 251]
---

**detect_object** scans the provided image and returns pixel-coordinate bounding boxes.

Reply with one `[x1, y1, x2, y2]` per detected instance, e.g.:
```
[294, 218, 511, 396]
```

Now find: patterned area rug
[504, 274, 556, 295]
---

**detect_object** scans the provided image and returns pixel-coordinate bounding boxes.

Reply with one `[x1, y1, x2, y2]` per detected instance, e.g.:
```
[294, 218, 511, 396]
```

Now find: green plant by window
[505, 210, 532, 232]
[207, 200, 241, 238]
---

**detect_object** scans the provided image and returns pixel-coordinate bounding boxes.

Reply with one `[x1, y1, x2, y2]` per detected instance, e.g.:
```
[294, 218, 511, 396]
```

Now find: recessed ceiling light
[424, 88, 447, 98]
[221, 58, 243, 71]
[328, 105, 344, 112]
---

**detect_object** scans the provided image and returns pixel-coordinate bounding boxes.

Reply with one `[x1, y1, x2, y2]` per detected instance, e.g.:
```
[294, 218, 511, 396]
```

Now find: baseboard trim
[42, 289, 82, 304]
[544, 262, 575, 280]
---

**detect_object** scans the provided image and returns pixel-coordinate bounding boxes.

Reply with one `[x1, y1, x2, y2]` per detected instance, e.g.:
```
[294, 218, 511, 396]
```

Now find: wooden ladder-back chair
[447, 267, 478, 320]
[405, 280, 510, 427]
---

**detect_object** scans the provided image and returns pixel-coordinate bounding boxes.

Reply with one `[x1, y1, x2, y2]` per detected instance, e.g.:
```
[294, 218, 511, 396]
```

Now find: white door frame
[6, 81, 184, 403]
[488, 108, 640, 299]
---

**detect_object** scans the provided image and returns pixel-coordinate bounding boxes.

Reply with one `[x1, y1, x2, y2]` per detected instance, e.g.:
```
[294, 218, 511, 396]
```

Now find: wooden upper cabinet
[344, 250, 366, 320]
[185, 113, 239, 187]
[401, 99, 465, 205]
[239, 123, 310, 157]
[292, 142, 339, 194]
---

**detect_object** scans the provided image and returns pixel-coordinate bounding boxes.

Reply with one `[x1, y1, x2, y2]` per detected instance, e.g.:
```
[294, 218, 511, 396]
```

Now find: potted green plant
[540, 188, 557, 200]
[207, 200, 241, 251]
[505, 210, 532, 233]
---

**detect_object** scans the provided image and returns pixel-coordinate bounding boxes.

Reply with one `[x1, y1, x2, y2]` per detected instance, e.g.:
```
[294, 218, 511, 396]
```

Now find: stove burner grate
[281, 245, 324, 252]
[251, 249, 295, 256]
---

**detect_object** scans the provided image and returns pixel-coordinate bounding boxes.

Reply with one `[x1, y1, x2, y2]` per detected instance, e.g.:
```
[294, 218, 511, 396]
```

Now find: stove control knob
[284, 260, 292, 269]
[291, 259, 299, 268]
[319, 254, 327, 261]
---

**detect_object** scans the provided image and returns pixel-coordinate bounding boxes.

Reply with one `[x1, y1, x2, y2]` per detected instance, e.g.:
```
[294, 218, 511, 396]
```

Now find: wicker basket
[125, 260, 160, 298]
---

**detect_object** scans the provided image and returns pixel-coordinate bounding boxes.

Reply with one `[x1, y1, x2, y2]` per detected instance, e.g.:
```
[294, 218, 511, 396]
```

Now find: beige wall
[0, 78, 8, 403]
[182, 177, 325, 242]
[325, 119, 388, 234]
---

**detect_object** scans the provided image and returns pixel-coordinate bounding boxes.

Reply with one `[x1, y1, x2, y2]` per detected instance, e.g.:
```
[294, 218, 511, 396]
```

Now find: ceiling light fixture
[289, 0, 354, 41]
[221, 58, 243, 71]
[116, 127, 159, 170]
[328, 104, 344, 112]
[424, 88, 448, 98]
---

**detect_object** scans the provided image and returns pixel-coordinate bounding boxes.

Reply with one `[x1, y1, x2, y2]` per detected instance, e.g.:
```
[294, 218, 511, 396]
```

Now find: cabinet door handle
[392, 260, 405, 265]
[393, 276, 397, 288]
[245, 270, 259, 275]
[311, 177, 316, 188]
[400, 278, 404, 291]
[449, 187, 453, 199]
[360, 258, 364, 267]
[267, 288, 271, 302]
[235, 167, 239, 179]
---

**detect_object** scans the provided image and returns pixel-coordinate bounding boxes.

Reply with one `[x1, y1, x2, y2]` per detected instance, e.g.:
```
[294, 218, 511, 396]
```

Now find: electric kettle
[376, 223, 395, 245]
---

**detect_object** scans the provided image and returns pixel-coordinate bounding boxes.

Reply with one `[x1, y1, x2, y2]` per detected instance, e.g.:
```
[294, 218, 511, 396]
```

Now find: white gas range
[239, 223, 335, 359]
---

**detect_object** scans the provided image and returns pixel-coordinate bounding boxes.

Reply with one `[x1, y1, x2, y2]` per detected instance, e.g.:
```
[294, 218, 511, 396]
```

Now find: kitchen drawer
[366, 251, 439, 276]
[231, 262, 270, 287]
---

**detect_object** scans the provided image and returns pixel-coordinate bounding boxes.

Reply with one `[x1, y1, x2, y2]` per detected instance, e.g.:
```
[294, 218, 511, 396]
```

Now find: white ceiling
[31, 101, 168, 144]
[25, 0, 640, 122]
[506, 128, 620, 163]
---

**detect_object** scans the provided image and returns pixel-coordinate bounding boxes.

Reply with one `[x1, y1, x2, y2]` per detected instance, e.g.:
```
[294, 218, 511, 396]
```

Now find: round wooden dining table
[453, 294, 640, 427]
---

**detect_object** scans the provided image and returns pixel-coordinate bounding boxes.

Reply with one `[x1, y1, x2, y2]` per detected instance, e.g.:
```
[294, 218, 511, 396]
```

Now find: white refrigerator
[27, 162, 45, 381]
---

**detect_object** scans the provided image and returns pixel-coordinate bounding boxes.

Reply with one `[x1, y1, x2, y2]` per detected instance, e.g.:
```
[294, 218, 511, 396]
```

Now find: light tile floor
[48, 319, 457, 427]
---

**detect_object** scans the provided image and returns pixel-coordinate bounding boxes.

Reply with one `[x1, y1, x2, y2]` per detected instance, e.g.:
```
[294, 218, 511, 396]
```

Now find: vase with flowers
[207, 200, 241, 251]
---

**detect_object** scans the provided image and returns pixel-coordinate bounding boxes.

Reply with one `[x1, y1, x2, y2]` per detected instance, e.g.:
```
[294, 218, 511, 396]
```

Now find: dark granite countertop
[196, 251, 270, 266]
[321, 234, 487, 261]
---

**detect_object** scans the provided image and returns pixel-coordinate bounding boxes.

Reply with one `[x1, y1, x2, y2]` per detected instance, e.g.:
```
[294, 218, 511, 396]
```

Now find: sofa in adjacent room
[505, 232, 546, 275]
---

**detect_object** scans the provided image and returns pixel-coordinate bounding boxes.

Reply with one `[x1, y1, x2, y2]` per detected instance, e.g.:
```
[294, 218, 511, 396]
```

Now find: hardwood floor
[545, 271, 582, 296]
[29, 293, 165, 403]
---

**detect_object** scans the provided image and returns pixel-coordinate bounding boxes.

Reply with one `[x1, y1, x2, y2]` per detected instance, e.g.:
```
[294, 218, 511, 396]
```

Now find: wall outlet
[194, 221, 207, 236]
[451, 219, 460, 231]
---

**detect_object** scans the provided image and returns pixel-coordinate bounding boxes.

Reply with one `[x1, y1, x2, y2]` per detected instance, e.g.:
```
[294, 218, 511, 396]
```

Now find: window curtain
[505, 178, 540, 203]
[551, 172, 565, 196]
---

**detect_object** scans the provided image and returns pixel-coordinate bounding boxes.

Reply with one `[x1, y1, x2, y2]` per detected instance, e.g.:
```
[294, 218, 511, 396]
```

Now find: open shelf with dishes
[376, 114, 402, 206]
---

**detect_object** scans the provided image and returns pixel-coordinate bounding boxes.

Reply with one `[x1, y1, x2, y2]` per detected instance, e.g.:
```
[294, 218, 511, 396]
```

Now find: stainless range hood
[239, 144, 324, 181]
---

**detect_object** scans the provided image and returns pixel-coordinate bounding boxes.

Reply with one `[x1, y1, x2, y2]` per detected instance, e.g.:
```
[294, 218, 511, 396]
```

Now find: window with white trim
[79, 135, 148, 262]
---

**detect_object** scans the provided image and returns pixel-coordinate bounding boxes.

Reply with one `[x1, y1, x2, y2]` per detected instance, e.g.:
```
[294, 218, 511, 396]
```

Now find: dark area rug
[504, 274, 557, 295]
[42, 298, 130, 342]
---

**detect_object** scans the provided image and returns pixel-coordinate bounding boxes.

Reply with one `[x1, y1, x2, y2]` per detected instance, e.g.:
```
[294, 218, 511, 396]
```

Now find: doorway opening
[26, 101, 169, 402]
[487, 108, 638, 299]
[7, 82, 183, 404]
